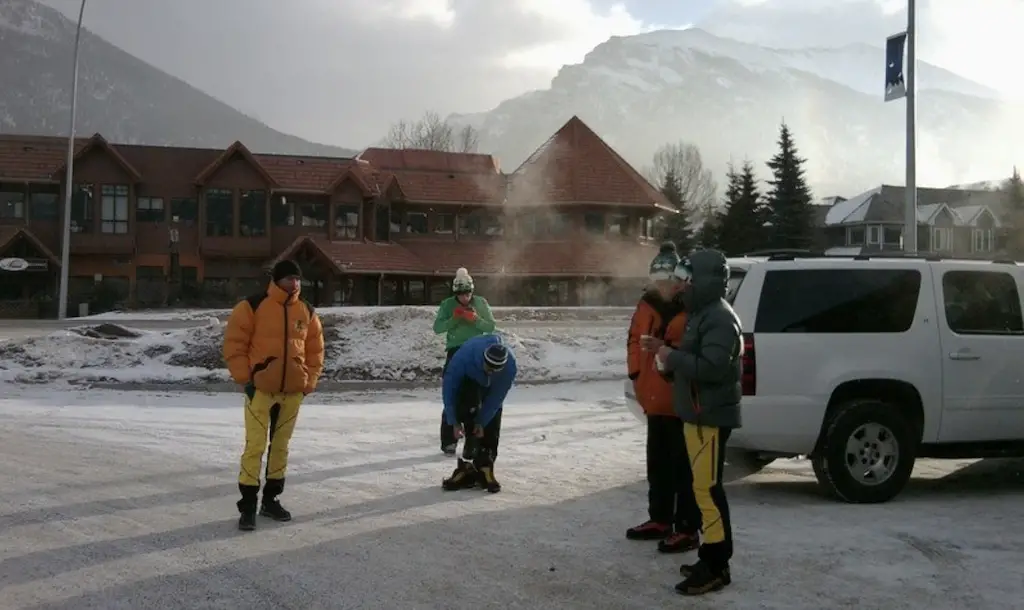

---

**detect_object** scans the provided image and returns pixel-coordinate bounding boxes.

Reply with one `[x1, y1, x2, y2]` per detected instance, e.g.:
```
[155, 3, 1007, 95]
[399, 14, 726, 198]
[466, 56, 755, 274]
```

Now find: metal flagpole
[903, 0, 917, 253]
[58, 0, 87, 320]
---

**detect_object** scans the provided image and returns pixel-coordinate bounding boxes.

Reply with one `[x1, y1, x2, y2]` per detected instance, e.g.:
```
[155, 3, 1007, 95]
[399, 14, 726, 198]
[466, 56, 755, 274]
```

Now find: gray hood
[681, 249, 730, 312]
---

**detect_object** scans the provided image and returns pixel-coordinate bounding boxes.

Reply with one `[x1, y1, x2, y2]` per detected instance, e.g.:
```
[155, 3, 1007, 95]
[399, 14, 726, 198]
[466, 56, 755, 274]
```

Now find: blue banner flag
[885, 32, 908, 102]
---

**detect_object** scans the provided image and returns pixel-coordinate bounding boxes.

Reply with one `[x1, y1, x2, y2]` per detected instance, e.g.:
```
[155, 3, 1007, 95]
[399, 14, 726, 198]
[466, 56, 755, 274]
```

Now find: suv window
[941, 270, 1024, 335]
[755, 268, 921, 333]
[726, 270, 746, 304]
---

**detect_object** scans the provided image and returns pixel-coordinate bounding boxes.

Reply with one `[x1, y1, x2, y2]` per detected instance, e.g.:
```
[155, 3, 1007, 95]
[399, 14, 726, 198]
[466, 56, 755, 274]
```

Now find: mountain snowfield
[452, 28, 1021, 198]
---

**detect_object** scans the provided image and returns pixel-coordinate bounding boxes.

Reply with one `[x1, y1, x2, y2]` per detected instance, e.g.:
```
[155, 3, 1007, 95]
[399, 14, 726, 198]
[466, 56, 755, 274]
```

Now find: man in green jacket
[433, 267, 496, 455]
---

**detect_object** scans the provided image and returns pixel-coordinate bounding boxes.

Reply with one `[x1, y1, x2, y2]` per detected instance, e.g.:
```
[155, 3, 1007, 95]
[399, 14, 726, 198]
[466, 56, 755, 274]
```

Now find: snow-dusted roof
[824, 187, 881, 225]
[825, 246, 864, 256]
[952, 204, 1001, 228]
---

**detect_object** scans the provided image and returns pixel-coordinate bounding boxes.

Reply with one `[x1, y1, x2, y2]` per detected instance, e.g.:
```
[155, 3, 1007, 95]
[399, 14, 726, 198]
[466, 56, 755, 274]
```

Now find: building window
[406, 211, 428, 234]
[205, 188, 233, 237]
[482, 213, 503, 236]
[100, 184, 129, 234]
[239, 190, 267, 237]
[434, 213, 455, 235]
[71, 184, 93, 233]
[867, 225, 881, 245]
[931, 227, 952, 251]
[29, 187, 59, 220]
[608, 214, 631, 236]
[642, 217, 656, 239]
[847, 226, 865, 246]
[375, 205, 390, 241]
[300, 201, 327, 228]
[883, 226, 902, 247]
[137, 197, 164, 223]
[584, 212, 605, 235]
[271, 197, 293, 226]
[0, 185, 25, 219]
[406, 279, 426, 304]
[549, 213, 570, 236]
[334, 204, 359, 239]
[390, 209, 402, 234]
[459, 214, 482, 236]
[171, 197, 198, 223]
[972, 228, 994, 253]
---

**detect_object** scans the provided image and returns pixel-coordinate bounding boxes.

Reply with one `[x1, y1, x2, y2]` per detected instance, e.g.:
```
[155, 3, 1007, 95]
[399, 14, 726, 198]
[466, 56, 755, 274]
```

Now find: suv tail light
[741, 332, 756, 396]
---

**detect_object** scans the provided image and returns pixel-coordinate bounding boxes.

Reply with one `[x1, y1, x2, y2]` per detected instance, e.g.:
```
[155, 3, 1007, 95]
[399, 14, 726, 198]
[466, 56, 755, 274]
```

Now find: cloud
[700, 0, 1024, 97]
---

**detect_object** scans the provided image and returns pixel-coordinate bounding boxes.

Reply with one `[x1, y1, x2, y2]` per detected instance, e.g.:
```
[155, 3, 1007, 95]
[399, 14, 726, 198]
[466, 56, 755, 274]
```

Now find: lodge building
[0, 116, 671, 317]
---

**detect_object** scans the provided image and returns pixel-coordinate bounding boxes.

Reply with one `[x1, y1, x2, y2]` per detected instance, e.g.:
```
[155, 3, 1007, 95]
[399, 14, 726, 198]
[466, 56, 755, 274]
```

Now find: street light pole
[903, 0, 918, 253]
[57, 0, 87, 320]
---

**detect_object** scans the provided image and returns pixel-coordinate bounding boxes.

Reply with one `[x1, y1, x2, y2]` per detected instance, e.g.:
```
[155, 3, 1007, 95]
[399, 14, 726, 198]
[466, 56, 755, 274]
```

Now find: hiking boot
[625, 520, 671, 540]
[442, 443, 458, 456]
[442, 459, 478, 491]
[259, 498, 292, 522]
[238, 511, 256, 531]
[477, 465, 501, 493]
[675, 561, 731, 596]
[658, 531, 700, 554]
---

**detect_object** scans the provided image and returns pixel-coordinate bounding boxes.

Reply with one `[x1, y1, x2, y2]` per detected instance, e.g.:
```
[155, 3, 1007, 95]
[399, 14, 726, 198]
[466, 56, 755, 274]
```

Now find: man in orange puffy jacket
[223, 259, 325, 531]
[624, 243, 701, 553]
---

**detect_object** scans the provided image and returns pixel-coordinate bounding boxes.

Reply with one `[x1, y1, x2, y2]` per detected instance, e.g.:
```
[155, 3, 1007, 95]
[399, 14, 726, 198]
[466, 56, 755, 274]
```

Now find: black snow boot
[442, 459, 478, 491]
[675, 561, 731, 596]
[260, 478, 292, 522]
[442, 443, 458, 456]
[476, 464, 501, 493]
[237, 483, 259, 531]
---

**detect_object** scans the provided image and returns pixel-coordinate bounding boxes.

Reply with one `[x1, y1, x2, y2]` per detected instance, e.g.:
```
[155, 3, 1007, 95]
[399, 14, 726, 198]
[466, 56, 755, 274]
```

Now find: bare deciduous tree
[381, 111, 480, 153]
[645, 141, 718, 216]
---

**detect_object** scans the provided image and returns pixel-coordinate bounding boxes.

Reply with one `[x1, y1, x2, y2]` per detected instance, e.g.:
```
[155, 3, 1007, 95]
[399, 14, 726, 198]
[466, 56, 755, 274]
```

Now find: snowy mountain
[450, 28, 1022, 197]
[0, 0, 355, 155]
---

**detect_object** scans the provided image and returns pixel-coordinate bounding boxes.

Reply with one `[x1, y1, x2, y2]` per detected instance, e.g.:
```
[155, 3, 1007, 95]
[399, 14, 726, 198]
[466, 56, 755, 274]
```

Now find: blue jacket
[442, 335, 517, 427]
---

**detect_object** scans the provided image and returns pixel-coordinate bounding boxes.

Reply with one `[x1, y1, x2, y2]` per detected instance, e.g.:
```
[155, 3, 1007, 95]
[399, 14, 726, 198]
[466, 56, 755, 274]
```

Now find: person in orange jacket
[223, 259, 325, 531]
[624, 243, 701, 553]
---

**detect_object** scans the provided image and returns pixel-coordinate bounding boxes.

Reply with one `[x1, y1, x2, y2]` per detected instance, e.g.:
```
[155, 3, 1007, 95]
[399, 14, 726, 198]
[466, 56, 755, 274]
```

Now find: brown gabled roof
[52, 133, 143, 182]
[357, 147, 505, 205]
[271, 236, 424, 274]
[507, 116, 671, 211]
[324, 164, 375, 196]
[194, 140, 279, 187]
[0, 134, 88, 182]
[0, 226, 61, 266]
[255, 155, 361, 193]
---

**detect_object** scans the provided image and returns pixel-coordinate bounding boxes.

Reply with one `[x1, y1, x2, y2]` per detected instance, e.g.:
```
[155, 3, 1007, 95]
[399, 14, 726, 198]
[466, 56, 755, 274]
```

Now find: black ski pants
[647, 414, 701, 534]
[439, 347, 460, 448]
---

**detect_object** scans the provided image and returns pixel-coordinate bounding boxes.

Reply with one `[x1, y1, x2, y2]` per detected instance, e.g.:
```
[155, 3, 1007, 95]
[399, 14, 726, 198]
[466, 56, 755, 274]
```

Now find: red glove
[462, 309, 478, 322]
[453, 306, 467, 319]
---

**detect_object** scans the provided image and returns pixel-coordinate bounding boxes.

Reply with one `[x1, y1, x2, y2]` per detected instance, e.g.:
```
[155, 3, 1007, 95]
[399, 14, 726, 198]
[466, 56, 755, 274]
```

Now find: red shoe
[625, 520, 670, 540]
[658, 531, 700, 553]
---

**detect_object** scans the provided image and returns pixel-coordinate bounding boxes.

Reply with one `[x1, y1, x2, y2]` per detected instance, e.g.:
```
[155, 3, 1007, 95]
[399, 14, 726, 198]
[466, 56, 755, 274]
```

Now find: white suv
[719, 252, 1024, 503]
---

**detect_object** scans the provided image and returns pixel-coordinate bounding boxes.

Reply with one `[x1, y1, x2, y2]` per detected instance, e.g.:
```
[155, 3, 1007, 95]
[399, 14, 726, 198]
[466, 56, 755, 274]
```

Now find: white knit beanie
[453, 267, 474, 293]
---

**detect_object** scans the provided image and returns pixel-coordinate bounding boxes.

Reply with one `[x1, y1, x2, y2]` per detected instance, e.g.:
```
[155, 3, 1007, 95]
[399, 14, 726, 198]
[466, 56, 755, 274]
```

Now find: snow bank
[0, 308, 624, 386]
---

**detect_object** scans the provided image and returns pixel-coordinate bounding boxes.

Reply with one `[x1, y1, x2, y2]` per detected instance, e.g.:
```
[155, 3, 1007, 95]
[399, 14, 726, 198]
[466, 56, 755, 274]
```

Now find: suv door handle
[948, 351, 981, 361]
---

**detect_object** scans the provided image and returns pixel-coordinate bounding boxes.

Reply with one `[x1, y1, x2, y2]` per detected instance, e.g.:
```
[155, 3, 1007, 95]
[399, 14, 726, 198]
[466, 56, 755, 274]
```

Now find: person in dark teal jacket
[432, 267, 496, 454]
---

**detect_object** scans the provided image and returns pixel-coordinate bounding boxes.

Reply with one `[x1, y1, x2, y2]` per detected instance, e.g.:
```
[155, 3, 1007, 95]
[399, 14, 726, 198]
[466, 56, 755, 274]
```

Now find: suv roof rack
[745, 249, 1017, 263]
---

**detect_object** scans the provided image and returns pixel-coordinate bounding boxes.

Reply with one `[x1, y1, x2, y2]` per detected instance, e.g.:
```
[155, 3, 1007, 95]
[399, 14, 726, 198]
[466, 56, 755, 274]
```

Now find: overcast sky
[38, 0, 1024, 149]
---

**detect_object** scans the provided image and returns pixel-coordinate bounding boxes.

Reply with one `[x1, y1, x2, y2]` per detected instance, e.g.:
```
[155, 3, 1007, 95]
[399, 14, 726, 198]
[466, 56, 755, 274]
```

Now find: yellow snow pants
[238, 389, 304, 487]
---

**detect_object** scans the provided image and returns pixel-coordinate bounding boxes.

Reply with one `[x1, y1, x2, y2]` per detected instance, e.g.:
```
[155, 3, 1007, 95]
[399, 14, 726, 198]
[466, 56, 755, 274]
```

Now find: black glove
[244, 381, 255, 400]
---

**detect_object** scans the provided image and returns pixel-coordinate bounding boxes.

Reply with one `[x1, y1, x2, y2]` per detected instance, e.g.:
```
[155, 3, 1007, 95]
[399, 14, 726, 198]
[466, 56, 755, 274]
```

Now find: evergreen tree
[1001, 166, 1024, 255]
[764, 123, 815, 249]
[658, 168, 695, 252]
[716, 161, 766, 255]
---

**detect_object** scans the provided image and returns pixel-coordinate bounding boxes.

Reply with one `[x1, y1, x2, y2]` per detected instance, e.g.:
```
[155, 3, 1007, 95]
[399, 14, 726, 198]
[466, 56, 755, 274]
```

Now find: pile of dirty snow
[0, 308, 624, 386]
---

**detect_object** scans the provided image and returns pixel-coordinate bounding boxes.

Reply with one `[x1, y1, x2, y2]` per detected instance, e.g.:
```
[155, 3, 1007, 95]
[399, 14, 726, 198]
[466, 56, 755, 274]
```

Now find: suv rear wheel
[811, 399, 917, 503]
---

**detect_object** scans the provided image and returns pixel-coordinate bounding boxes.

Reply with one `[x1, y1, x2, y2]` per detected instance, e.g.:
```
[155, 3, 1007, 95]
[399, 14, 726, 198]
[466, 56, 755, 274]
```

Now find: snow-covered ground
[0, 308, 629, 387]
[1, 381, 1022, 609]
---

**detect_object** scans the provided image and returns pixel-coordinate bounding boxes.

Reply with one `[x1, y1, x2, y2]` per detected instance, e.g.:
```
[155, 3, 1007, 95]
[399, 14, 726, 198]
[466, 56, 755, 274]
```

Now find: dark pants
[647, 415, 701, 533]
[684, 423, 733, 570]
[453, 376, 502, 466]
[440, 347, 460, 448]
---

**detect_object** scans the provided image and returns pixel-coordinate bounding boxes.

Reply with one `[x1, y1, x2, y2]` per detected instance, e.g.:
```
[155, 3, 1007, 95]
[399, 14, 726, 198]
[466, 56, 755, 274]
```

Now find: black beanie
[271, 259, 302, 282]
